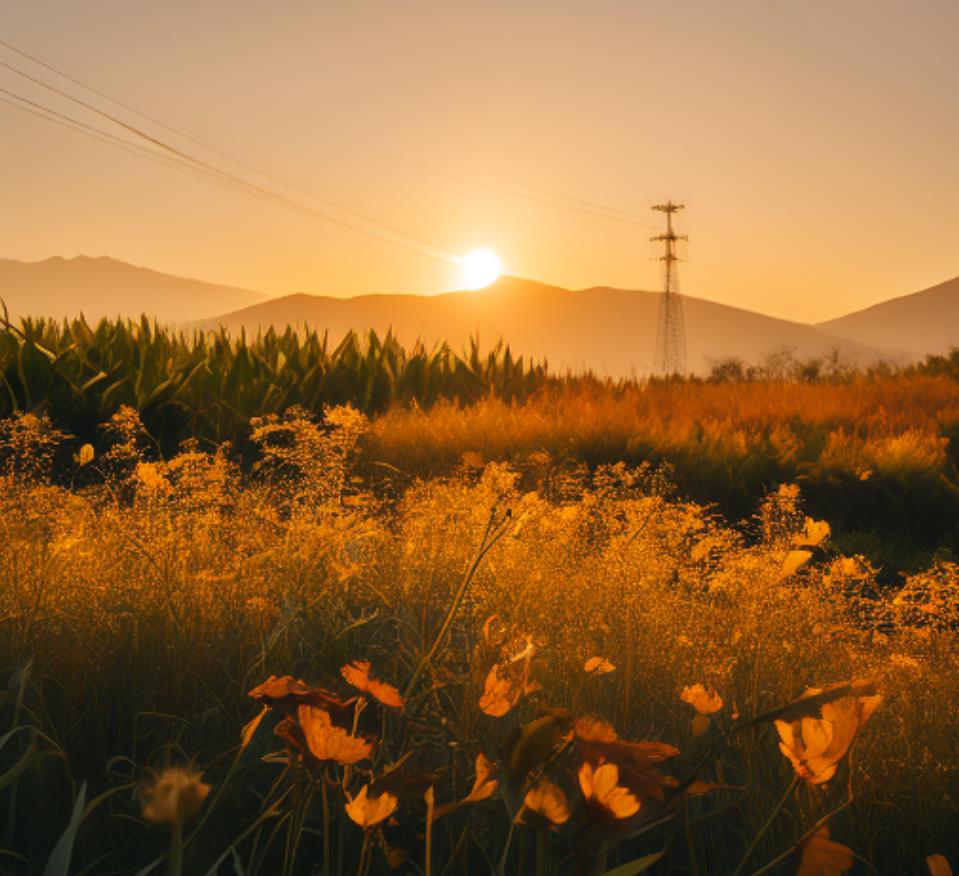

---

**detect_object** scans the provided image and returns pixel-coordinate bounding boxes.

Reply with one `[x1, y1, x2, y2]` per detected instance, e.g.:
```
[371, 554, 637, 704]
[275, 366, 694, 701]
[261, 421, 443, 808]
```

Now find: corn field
[0, 315, 549, 451]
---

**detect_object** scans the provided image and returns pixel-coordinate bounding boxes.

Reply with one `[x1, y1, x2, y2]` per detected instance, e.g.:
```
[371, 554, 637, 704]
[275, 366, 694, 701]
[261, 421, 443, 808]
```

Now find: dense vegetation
[2, 315, 958, 575]
[0, 407, 956, 875]
[0, 315, 549, 450]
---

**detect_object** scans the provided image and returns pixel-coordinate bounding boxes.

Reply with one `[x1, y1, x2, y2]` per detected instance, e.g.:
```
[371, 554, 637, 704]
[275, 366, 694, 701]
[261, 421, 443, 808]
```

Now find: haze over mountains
[199, 277, 887, 376]
[0, 255, 267, 324]
[817, 275, 959, 358]
[3, 255, 957, 376]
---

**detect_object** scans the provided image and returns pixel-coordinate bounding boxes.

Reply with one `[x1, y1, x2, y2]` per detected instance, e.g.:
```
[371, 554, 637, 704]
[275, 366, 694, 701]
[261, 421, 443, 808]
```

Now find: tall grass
[365, 379, 959, 573]
[4, 311, 959, 573]
[0, 408, 955, 874]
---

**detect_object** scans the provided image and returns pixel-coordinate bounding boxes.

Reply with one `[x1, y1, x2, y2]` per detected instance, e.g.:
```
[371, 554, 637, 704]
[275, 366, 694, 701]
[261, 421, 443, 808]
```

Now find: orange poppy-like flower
[573, 716, 619, 743]
[680, 684, 724, 715]
[926, 855, 953, 876]
[574, 717, 679, 803]
[140, 767, 211, 825]
[775, 690, 882, 785]
[583, 657, 616, 675]
[522, 778, 571, 826]
[462, 752, 499, 805]
[479, 642, 540, 717]
[796, 517, 831, 548]
[796, 825, 854, 875]
[578, 761, 640, 821]
[345, 784, 398, 829]
[432, 752, 499, 821]
[297, 704, 372, 765]
[341, 660, 405, 709]
[248, 675, 355, 715]
[241, 705, 269, 751]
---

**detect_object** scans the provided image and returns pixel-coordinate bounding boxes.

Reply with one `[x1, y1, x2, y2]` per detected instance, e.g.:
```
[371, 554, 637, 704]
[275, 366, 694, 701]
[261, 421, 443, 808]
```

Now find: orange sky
[2, 1, 958, 323]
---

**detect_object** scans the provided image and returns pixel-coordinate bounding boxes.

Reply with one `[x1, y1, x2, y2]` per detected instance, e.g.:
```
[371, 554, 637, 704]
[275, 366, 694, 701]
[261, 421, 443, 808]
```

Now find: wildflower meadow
[0, 404, 956, 874]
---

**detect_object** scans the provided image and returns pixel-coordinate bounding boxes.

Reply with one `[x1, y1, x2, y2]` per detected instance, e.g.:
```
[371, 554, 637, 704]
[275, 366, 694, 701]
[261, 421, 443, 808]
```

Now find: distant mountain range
[817, 274, 959, 358]
[3, 254, 957, 375]
[197, 277, 888, 376]
[0, 255, 267, 324]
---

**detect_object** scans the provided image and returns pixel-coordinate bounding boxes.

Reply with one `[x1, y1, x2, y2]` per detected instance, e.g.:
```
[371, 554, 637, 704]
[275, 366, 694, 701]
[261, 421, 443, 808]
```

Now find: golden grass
[0, 407, 956, 873]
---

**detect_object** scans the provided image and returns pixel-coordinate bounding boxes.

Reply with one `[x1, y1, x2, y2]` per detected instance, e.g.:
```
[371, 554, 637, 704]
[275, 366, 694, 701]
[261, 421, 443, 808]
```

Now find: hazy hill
[818, 275, 959, 356]
[0, 256, 267, 324]
[201, 275, 882, 376]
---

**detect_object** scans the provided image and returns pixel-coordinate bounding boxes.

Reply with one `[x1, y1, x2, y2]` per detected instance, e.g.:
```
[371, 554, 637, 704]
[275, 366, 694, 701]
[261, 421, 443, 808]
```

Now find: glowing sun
[460, 248, 503, 289]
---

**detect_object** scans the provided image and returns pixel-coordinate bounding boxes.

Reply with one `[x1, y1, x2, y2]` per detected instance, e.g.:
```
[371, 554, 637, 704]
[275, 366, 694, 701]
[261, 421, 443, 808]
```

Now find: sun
[460, 248, 503, 290]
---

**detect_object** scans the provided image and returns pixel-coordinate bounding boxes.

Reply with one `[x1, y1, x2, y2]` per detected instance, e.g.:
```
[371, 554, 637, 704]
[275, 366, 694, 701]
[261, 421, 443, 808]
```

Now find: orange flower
[927, 855, 954, 876]
[345, 784, 398, 829]
[240, 705, 269, 751]
[341, 660, 405, 709]
[796, 517, 831, 547]
[574, 716, 679, 803]
[297, 704, 372, 765]
[578, 761, 640, 821]
[680, 684, 724, 715]
[775, 690, 882, 785]
[140, 767, 211, 825]
[248, 675, 354, 715]
[523, 778, 571, 826]
[479, 642, 539, 717]
[432, 752, 499, 820]
[462, 753, 499, 805]
[796, 825, 854, 875]
[583, 656, 616, 675]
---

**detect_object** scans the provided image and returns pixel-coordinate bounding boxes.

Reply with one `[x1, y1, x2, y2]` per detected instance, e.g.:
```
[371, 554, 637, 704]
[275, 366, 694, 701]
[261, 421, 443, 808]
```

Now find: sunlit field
[4, 317, 959, 576]
[1, 403, 957, 875]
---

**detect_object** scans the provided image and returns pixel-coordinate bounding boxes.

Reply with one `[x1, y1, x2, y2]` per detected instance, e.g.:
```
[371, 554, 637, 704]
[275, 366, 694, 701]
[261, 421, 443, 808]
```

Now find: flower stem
[321, 774, 331, 876]
[496, 804, 525, 875]
[403, 508, 507, 701]
[730, 775, 800, 876]
[168, 821, 183, 876]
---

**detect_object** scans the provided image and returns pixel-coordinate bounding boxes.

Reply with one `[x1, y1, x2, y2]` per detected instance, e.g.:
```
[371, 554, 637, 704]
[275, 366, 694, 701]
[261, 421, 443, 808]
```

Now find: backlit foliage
[0, 408, 956, 873]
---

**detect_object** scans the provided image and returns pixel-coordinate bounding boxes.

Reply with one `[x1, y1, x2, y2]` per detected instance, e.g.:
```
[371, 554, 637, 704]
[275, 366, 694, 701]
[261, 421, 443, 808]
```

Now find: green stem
[355, 831, 371, 876]
[168, 820, 183, 876]
[403, 509, 507, 701]
[496, 804, 525, 876]
[730, 776, 800, 876]
[424, 789, 434, 876]
[746, 797, 853, 876]
[321, 775, 331, 876]
[684, 800, 700, 876]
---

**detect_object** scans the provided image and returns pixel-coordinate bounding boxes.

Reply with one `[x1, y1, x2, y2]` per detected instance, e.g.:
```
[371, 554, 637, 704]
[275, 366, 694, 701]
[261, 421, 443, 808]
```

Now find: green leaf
[43, 781, 87, 876]
[504, 714, 565, 786]
[603, 850, 665, 875]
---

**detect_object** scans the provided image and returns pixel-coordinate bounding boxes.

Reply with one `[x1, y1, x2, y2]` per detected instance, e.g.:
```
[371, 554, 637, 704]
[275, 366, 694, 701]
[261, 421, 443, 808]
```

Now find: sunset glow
[460, 247, 503, 290]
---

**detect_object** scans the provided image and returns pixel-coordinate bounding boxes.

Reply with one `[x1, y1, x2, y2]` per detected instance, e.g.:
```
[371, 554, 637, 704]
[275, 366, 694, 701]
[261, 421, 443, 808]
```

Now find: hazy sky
[2, 1, 958, 322]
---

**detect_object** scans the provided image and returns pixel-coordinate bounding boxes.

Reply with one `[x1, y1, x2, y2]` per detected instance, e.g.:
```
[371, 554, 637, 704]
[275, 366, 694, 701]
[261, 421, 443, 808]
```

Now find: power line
[0, 90, 276, 200]
[0, 52, 459, 265]
[2, 37, 459, 257]
[405, 158, 659, 229]
[1, 38, 660, 234]
[1, 85, 441, 249]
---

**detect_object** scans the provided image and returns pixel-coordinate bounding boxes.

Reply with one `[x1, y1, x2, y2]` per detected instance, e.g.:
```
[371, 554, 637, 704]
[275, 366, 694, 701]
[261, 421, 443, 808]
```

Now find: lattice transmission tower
[651, 201, 688, 376]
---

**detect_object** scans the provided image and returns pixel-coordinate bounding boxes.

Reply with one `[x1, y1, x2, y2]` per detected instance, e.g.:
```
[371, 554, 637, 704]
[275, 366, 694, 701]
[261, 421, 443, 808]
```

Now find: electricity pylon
[651, 201, 688, 376]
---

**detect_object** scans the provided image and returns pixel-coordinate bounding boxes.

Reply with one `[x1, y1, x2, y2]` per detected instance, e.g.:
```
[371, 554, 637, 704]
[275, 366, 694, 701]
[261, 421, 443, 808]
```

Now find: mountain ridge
[5, 254, 957, 375]
[0, 255, 268, 324]
[817, 274, 959, 356]
[195, 274, 890, 376]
